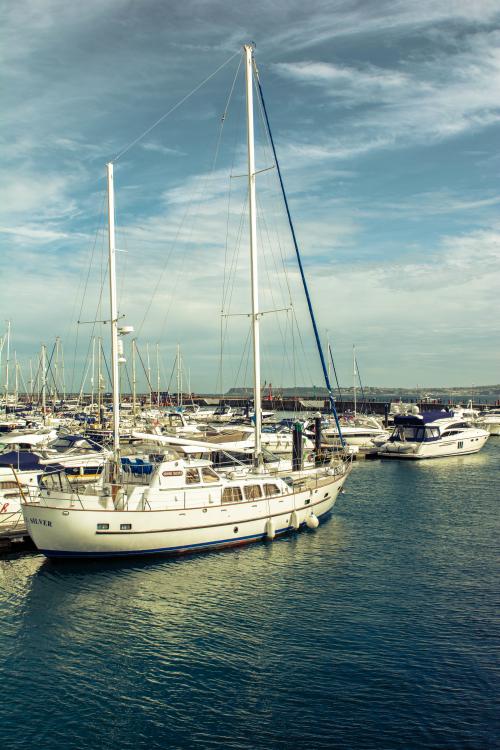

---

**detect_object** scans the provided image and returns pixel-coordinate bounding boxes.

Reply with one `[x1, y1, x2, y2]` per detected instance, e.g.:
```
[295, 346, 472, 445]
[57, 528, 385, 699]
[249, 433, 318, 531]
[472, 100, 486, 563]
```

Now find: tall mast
[244, 43, 262, 465]
[106, 162, 120, 454]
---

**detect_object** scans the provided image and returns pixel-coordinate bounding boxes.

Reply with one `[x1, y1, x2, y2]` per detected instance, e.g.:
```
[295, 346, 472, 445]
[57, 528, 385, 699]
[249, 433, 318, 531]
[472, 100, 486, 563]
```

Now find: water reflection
[1, 444, 497, 750]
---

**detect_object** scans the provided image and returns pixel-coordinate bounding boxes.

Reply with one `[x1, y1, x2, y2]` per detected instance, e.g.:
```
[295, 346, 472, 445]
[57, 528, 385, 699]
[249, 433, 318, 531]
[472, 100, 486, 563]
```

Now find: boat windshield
[40, 470, 74, 492]
[394, 426, 440, 442]
[50, 437, 74, 451]
[393, 426, 423, 442]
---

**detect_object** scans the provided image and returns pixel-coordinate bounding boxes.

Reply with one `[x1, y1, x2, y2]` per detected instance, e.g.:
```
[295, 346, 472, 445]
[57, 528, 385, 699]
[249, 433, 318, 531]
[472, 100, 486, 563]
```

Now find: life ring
[0, 503, 9, 513]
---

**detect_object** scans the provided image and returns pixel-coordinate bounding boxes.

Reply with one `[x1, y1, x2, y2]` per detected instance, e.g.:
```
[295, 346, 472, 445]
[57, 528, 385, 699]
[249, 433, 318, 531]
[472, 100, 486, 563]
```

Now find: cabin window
[201, 467, 219, 483]
[222, 487, 243, 504]
[97, 523, 109, 530]
[186, 468, 200, 484]
[264, 484, 280, 497]
[0, 481, 17, 490]
[120, 524, 132, 530]
[244, 484, 262, 500]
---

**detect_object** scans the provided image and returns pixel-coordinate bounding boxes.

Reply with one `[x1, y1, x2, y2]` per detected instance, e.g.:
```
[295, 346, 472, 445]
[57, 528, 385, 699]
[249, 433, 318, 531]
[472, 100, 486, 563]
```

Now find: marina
[2, 4, 500, 749]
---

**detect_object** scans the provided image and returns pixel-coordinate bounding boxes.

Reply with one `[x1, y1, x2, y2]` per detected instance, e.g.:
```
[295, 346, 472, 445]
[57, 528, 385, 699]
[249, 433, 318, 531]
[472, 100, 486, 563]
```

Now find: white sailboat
[21, 45, 351, 558]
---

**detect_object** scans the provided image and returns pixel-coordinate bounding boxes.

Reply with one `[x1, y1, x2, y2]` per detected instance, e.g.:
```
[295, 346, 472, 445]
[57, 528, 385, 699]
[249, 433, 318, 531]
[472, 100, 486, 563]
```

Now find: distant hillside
[224, 385, 500, 399]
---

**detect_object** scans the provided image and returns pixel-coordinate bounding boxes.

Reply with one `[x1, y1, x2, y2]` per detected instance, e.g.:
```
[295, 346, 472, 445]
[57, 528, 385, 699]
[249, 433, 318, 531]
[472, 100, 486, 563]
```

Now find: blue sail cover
[0, 450, 45, 471]
[394, 411, 451, 426]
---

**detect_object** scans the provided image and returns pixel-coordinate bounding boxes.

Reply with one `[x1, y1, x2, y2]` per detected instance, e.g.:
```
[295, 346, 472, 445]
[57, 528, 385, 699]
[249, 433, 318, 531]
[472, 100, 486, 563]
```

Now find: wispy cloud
[141, 142, 186, 157]
[273, 29, 500, 155]
[263, 0, 500, 53]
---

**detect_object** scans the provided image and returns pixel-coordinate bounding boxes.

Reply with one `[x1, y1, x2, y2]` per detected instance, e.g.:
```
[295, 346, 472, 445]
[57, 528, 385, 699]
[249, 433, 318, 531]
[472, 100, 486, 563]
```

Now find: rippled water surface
[1, 442, 498, 749]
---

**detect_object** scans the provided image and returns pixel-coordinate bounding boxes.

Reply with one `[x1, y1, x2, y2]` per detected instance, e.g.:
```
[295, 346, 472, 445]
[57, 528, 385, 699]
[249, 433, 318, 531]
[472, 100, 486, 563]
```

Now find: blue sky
[1, 0, 500, 393]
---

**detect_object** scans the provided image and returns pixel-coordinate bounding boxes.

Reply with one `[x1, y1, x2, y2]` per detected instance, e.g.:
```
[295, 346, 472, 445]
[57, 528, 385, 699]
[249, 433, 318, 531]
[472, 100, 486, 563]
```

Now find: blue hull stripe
[39, 510, 333, 559]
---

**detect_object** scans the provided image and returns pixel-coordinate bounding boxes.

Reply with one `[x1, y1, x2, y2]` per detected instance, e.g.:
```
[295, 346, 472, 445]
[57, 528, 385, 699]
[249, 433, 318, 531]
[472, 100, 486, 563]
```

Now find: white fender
[265, 518, 275, 540]
[290, 510, 300, 530]
[305, 513, 319, 530]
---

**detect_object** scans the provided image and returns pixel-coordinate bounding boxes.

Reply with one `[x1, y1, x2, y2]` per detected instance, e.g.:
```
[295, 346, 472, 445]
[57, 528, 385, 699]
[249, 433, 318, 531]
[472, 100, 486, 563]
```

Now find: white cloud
[264, 0, 500, 53]
[274, 61, 412, 102]
[0, 225, 71, 242]
[141, 142, 186, 157]
[273, 30, 500, 155]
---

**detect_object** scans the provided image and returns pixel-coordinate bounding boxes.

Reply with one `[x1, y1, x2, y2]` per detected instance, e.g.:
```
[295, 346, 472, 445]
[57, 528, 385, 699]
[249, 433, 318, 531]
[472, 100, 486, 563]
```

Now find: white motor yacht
[378, 412, 489, 459]
[475, 408, 500, 436]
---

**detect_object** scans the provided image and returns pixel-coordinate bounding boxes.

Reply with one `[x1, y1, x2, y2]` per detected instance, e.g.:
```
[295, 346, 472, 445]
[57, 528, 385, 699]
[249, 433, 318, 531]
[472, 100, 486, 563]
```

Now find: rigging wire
[69, 191, 107, 393]
[254, 59, 345, 442]
[113, 50, 241, 163]
[149, 54, 243, 344]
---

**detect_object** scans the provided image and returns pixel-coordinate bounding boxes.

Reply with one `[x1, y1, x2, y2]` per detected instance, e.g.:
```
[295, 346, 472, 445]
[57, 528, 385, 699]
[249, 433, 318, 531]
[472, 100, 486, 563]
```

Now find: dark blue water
[1, 443, 498, 749]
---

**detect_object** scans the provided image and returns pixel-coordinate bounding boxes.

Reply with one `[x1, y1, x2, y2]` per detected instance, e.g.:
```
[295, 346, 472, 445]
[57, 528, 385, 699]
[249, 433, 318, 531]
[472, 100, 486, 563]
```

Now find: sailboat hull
[22, 470, 349, 558]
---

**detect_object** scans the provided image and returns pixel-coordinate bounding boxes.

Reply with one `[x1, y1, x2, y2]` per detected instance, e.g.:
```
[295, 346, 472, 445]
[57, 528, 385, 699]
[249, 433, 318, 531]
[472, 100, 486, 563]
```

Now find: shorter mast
[176, 344, 181, 408]
[132, 339, 137, 417]
[97, 336, 103, 417]
[5, 320, 11, 415]
[156, 343, 160, 407]
[14, 351, 18, 408]
[29, 359, 34, 403]
[41, 344, 47, 420]
[91, 337, 96, 407]
[353, 345, 357, 417]
[106, 162, 120, 455]
[147, 343, 152, 410]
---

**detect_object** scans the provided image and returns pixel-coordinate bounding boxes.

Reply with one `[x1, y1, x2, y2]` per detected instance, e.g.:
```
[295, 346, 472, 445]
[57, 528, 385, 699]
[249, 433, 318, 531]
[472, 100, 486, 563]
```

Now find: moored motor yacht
[378, 412, 489, 459]
[475, 408, 500, 436]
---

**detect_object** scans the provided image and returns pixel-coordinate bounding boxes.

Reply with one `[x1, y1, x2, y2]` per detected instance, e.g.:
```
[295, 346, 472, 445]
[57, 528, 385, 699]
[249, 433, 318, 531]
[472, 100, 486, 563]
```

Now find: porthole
[233, 526, 238, 533]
